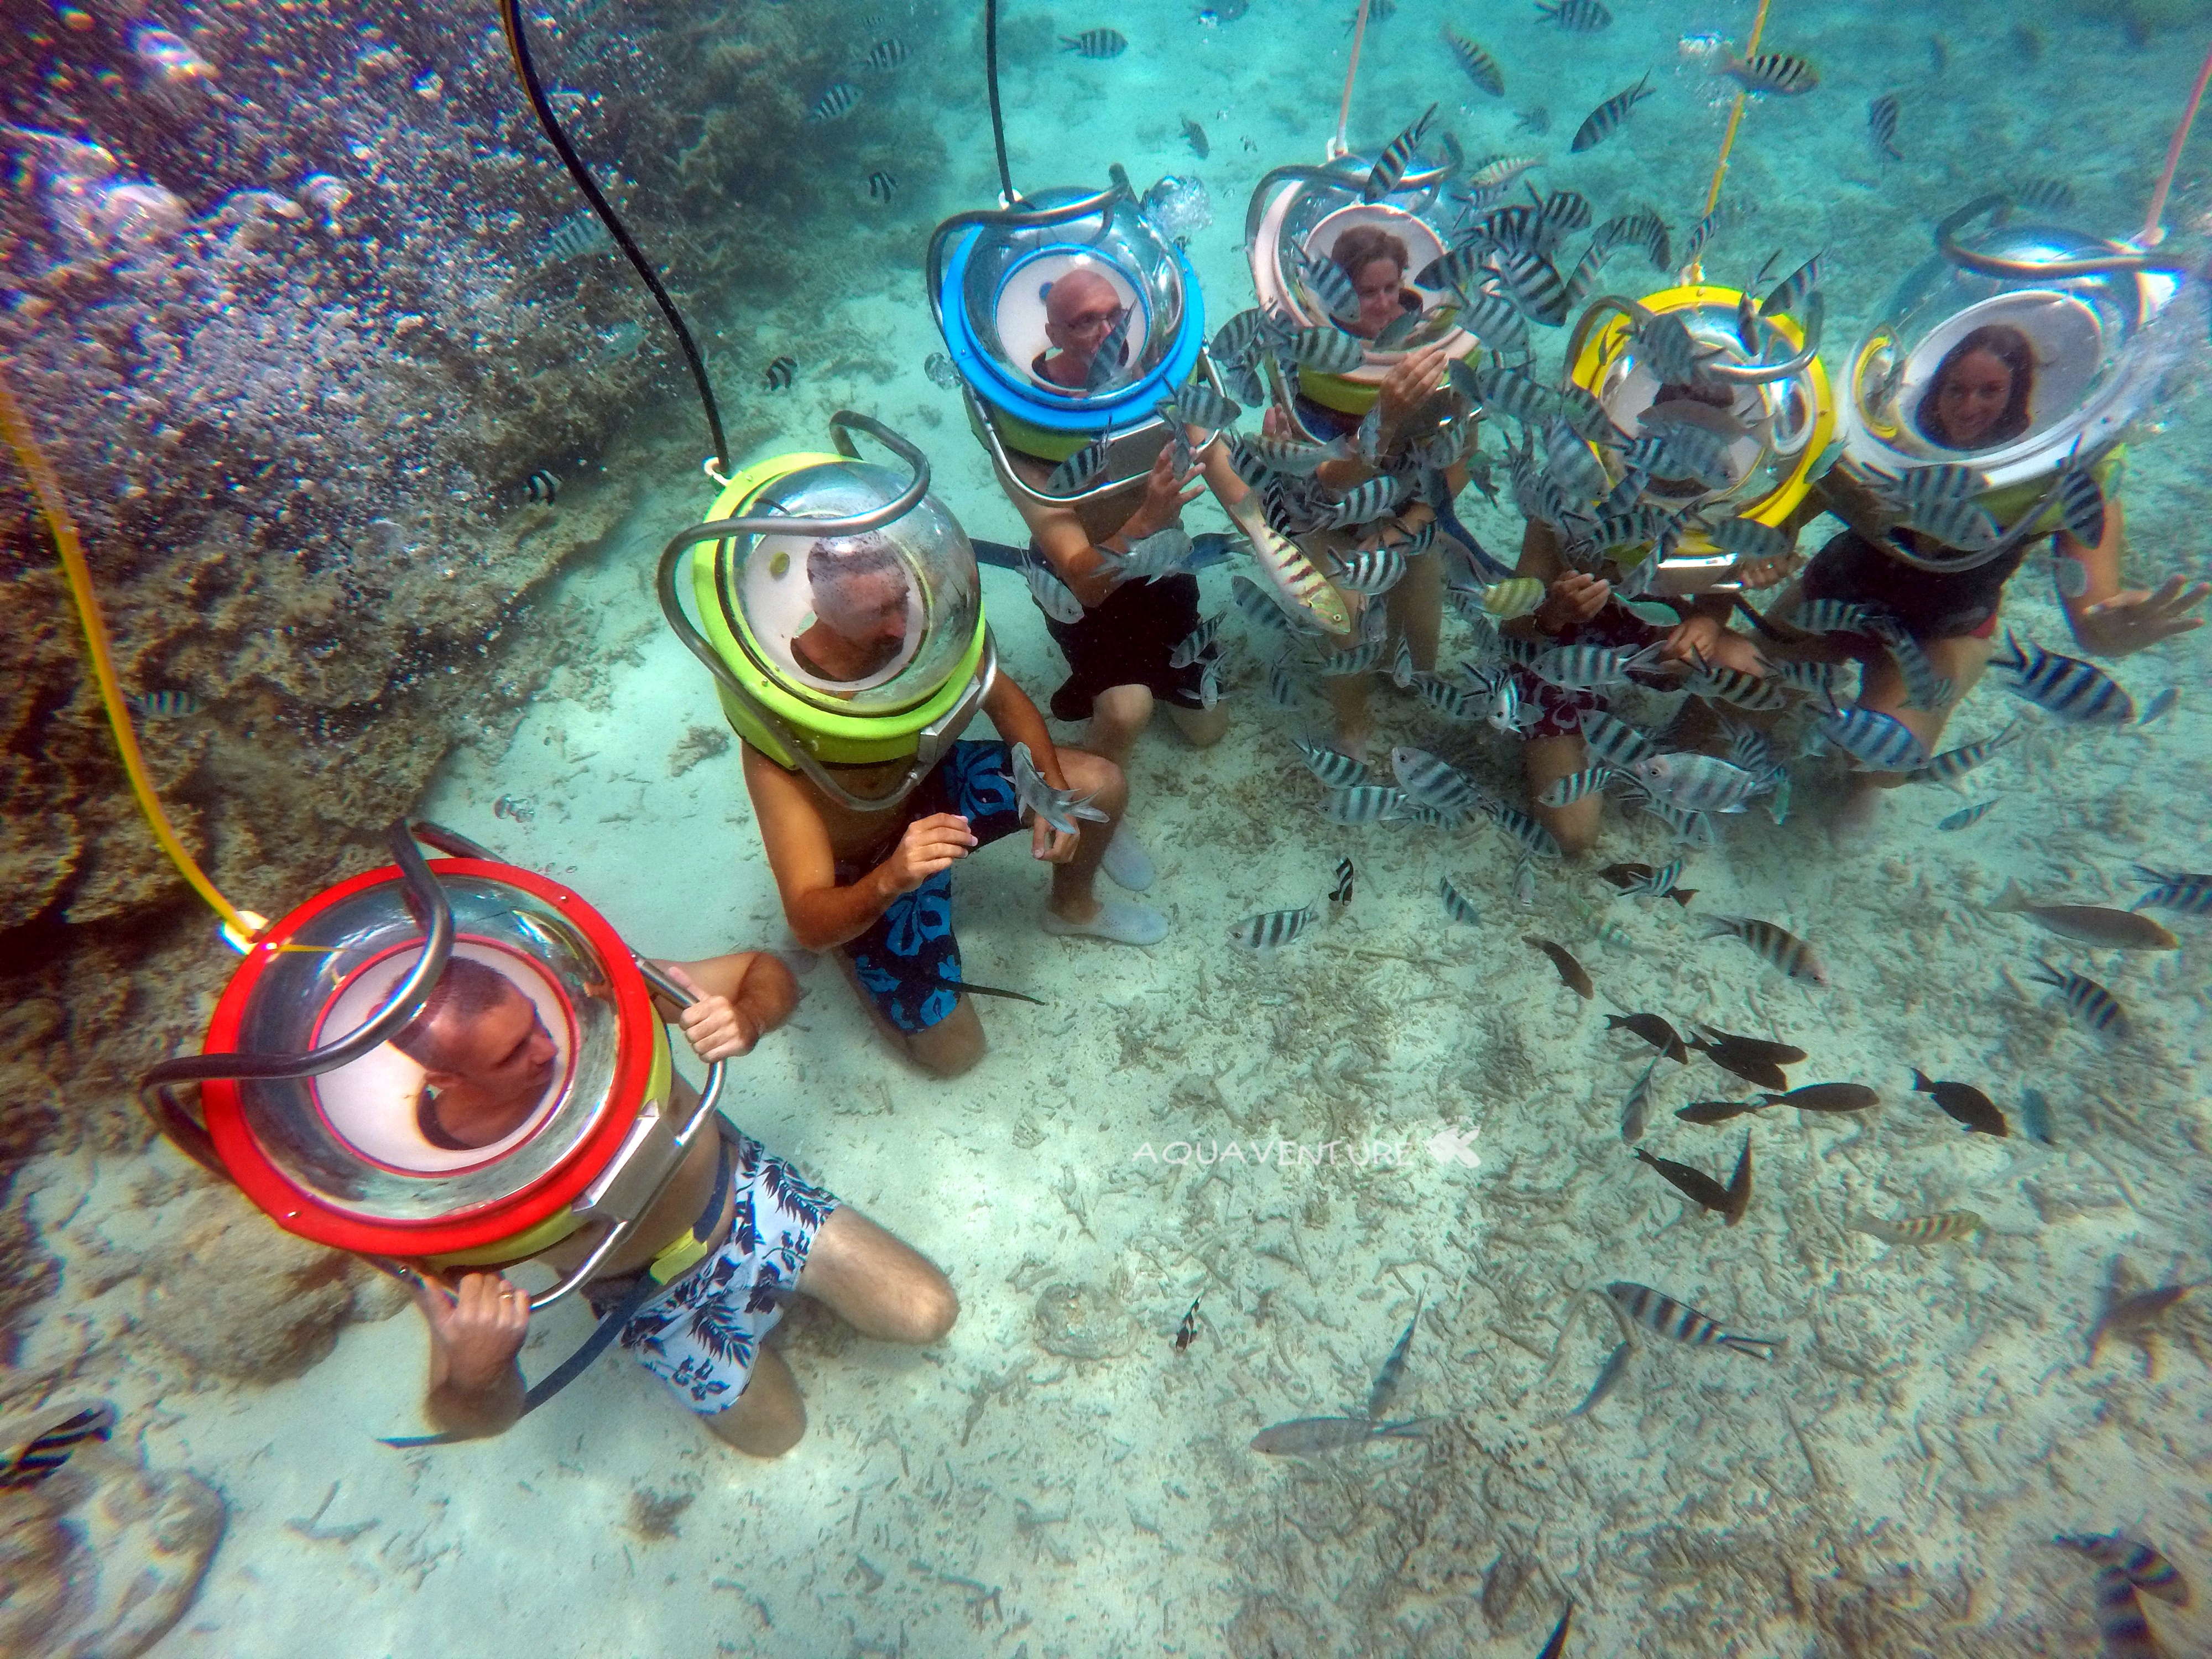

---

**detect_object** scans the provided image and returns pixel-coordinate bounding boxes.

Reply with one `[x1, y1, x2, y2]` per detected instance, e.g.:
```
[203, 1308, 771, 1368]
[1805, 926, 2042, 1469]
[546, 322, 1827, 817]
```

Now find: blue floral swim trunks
[832, 739, 1027, 1033]
[617, 1130, 841, 1412]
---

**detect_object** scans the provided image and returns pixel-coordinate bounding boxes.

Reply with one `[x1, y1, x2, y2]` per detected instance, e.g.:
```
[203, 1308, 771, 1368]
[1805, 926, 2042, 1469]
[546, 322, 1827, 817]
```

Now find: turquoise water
[12, 0, 2212, 1655]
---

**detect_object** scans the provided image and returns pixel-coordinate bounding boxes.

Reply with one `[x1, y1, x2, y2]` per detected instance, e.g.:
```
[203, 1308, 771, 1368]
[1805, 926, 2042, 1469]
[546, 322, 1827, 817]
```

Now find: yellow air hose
[0, 368, 258, 943]
[1690, 0, 1775, 280]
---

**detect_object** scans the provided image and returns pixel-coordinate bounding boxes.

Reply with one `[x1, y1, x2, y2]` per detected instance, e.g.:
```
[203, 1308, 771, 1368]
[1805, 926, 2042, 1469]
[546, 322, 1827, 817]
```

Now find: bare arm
[982, 674, 1084, 864]
[648, 951, 801, 1062]
[741, 744, 978, 952]
[417, 1273, 529, 1440]
[2056, 499, 2210, 657]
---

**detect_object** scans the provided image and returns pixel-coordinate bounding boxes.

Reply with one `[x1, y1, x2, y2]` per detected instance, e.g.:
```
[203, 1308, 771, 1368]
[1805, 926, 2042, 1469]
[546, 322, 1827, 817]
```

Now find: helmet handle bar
[1936, 194, 2187, 280]
[924, 170, 1136, 335]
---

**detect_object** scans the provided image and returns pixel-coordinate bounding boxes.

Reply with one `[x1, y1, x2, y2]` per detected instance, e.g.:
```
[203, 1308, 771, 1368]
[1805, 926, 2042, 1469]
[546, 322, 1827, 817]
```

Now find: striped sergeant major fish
[2089, 1567, 2164, 1659]
[1364, 104, 1438, 202]
[1323, 476, 1410, 530]
[1010, 742, 1109, 837]
[1319, 785, 1411, 824]
[1337, 545, 1407, 596]
[1229, 904, 1315, 951]
[1439, 873, 1483, 925]
[1023, 556, 1084, 624]
[1417, 676, 1485, 722]
[1578, 709, 1656, 769]
[1288, 324, 1367, 375]
[1159, 379, 1243, 431]
[1817, 703, 1932, 772]
[2130, 865, 2212, 916]
[1537, 766, 1614, 807]
[1906, 721, 2021, 784]
[1639, 797, 1717, 850]
[1330, 857, 1356, 908]
[2054, 1533, 2190, 1607]
[2, 1399, 117, 1489]
[1365, 1296, 1422, 1418]
[2028, 961, 2129, 1037]
[1994, 630, 2137, 724]
[1295, 740, 1371, 788]
[1570, 73, 1654, 153]
[1167, 613, 1224, 669]
[1850, 1210, 1984, 1245]
[1862, 614, 1955, 711]
[1604, 1282, 1779, 1359]
[1605, 858, 1692, 904]
[1686, 656, 1790, 712]
[1287, 237, 1363, 325]
[1532, 640, 1660, 690]
[1391, 745, 1481, 813]
[1483, 797, 1564, 859]
[1699, 914, 1828, 985]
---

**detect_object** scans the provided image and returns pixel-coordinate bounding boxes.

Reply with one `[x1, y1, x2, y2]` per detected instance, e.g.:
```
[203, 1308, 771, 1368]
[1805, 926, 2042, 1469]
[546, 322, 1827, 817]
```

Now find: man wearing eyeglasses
[1003, 265, 1243, 893]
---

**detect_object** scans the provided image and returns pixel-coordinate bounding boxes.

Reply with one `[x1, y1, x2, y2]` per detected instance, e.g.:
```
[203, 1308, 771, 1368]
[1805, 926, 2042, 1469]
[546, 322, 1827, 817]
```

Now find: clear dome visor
[229, 875, 627, 1220]
[1593, 304, 1819, 509]
[1275, 197, 1460, 353]
[1843, 223, 2180, 482]
[721, 461, 981, 715]
[957, 187, 1188, 400]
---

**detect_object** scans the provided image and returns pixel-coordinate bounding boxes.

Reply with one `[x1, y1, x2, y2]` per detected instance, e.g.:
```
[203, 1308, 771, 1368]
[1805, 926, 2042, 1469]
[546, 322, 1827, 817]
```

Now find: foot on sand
[1100, 825, 1156, 891]
[1041, 900, 1169, 946]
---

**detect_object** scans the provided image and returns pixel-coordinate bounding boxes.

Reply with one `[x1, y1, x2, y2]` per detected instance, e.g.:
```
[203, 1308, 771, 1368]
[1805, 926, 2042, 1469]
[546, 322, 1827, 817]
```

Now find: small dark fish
[861, 36, 910, 70]
[1175, 1295, 1201, 1352]
[1, 1400, 116, 1489]
[807, 82, 861, 122]
[1536, 0, 1610, 30]
[1868, 92, 1902, 159]
[1635, 1147, 1738, 1221]
[1719, 51, 1819, 96]
[2020, 1086, 2057, 1146]
[1525, 936, 1593, 999]
[1179, 114, 1209, 159]
[1535, 1604, 1574, 1659]
[1250, 1415, 1434, 1455]
[1724, 1133, 1752, 1225]
[128, 688, 205, 719]
[524, 467, 560, 504]
[1567, 1344, 1629, 1417]
[1443, 28, 1505, 96]
[1911, 1068, 2007, 1136]
[1759, 1082, 1879, 1114]
[1694, 1026, 1806, 1071]
[1927, 35, 1949, 74]
[2088, 1281, 2197, 1363]
[1330, 856, 1356, 908]
[763, 355, 797, 391]
[1366, 1297, 1421, 1417]
[1676, 1099, 1766, 1125]
[2055, 1533, 2190, 1607]
[1570, 74, 1652, 153]
[1937, 799, 1997, 832]
[1606, 1281, 1778, 1358]
[1061, 28, 1129, 58]
[1606, 1012, 1687, 1063]
[866, 170, 898, 202]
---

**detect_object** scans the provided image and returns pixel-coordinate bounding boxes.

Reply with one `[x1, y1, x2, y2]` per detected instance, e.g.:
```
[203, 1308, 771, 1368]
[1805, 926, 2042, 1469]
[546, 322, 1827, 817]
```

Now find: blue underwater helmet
[927, 168, 1206, 442]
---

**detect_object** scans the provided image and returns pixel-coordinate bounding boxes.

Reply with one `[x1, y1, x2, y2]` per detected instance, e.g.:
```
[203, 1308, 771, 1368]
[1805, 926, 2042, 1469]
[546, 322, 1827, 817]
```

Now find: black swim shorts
[1039, 568, 1206, 722]
[1800, 528, 2027, 644]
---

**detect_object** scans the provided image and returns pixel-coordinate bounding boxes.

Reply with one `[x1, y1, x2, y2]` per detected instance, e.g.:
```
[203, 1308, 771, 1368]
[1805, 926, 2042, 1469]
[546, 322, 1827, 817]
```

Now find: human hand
[1376, 345, 1448, 436]
[1030, 814, 1080, 864]
[1121, 445, 1203, 542]
[1533, 571, 1610, 634]
[1260, 404, 1294, 442]
[1732, 551, 1802, 591]
[1663, 615, 1767, 676]
[418, 1272, 529, 1391]
[2070, 575, 2211, 657]
[881, 812, 976, 894]
[658, 961, 761, 1062]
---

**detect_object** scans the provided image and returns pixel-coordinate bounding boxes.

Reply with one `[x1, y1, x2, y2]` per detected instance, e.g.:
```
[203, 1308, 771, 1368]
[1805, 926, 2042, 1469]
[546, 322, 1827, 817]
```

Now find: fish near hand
[1010, 742, 1109, 838]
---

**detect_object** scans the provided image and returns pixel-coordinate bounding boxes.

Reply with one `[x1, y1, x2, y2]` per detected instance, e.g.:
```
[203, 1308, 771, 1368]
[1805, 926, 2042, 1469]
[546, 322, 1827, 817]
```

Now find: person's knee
[889, 1267, 959, 1346]
[1061, 749, 1128, 813]
[1090, 684, 1152, 738]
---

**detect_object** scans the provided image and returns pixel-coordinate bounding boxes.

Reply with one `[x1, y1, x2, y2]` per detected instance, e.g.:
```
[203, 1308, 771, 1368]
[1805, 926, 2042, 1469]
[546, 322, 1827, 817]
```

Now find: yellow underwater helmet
[1562, 279, 1834, 592]
[657, 414, 994, 811]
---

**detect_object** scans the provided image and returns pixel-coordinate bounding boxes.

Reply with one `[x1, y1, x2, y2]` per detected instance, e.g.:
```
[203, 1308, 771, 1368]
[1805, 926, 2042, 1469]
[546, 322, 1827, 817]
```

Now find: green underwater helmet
[657, 414, 993, 811]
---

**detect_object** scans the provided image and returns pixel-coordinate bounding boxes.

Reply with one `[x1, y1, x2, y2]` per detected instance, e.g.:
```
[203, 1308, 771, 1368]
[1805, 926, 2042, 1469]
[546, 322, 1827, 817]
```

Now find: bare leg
[1386, 549, 1444, 674]
[1082, 682, 1153, 771]
[1834, 633, 1995, 839]
[699, 1344, 805, 1458]
[1525, 732, 1604, 857]
[1044, 748, 1128, 923]
[1163, 700, 1229, 748]
[833, 953, 985, 1078]
[794, 1206, 961, 1344]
